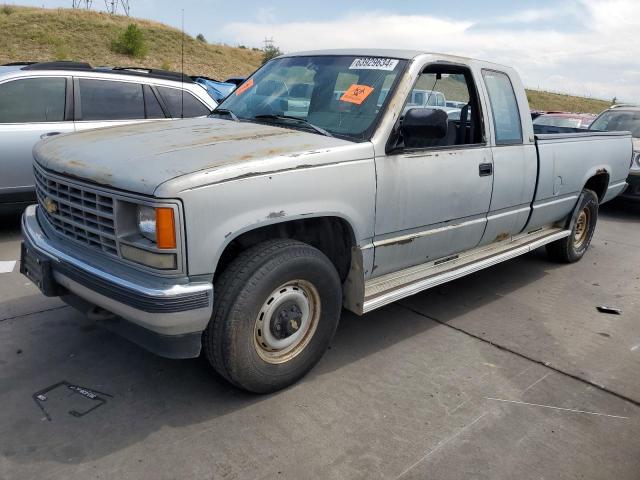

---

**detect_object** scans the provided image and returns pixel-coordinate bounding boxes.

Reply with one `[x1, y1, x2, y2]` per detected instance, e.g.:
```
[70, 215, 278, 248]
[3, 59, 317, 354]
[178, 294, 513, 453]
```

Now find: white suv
[0, 61, 218, 211]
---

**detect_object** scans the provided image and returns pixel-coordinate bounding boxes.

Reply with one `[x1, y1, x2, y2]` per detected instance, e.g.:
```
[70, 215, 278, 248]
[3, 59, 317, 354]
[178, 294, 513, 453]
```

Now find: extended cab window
[156, 86, 211, 118]
[482, 70, 523, 145]
[0, 77, 66, 123]
[78, 79, 144, 120]
[397, 66, 483, 149]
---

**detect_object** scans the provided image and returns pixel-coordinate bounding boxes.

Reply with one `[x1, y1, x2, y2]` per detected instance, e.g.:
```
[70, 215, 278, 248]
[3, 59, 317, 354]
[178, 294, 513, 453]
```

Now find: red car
[533, 112, 596, 129]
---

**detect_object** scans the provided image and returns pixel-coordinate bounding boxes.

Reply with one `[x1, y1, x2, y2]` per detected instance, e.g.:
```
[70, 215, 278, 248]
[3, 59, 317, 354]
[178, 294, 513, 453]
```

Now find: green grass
[525, 89, 612, 114]
[0, 5, 262, 80]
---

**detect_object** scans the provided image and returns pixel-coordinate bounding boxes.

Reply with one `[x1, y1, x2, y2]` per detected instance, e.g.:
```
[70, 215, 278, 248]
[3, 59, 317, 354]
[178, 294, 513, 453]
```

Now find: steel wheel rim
[573, 207, 590, 248]
[254, 280, 321, 364]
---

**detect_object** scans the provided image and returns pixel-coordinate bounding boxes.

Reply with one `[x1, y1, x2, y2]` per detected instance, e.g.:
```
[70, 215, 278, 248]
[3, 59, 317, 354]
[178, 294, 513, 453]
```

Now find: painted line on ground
[0, 261, 16, 273]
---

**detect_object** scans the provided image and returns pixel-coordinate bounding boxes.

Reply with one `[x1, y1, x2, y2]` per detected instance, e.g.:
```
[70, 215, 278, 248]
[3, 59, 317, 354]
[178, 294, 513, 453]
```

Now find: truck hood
[33, 118, 358, 196]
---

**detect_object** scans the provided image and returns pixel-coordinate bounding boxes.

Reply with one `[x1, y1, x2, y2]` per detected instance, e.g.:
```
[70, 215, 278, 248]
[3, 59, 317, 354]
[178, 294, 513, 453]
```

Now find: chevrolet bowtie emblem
[43, 197, 58, 214]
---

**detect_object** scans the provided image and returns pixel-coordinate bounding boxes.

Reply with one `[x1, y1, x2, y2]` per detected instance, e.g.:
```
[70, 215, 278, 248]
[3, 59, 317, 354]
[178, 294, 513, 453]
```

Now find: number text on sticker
[349, 58, 399, 71]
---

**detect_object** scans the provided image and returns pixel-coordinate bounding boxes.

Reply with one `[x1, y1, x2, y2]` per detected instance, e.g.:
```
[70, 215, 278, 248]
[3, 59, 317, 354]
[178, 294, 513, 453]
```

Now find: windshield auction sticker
[340, 84, 374, 105]
[349, 58, 399, 71]
[235, 78, 254, 96]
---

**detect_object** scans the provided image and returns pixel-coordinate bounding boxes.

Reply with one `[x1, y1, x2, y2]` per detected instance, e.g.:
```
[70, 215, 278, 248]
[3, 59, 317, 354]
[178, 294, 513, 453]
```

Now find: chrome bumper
[21, 205, 213, 355]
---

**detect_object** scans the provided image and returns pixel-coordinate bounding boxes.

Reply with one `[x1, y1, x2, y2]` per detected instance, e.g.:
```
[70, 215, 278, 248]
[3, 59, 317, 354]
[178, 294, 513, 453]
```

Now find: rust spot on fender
[495, 232, 510, 242]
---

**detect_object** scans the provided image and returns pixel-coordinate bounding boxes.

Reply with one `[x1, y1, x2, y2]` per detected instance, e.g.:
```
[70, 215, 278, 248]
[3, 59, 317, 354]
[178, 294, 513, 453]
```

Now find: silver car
[0, 61, 217, 211]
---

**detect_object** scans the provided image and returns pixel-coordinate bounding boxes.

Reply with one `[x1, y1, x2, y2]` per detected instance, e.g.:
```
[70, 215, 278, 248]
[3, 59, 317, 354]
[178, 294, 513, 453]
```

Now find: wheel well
[214, 217, 355, 283]
[584, 172, 609, 203]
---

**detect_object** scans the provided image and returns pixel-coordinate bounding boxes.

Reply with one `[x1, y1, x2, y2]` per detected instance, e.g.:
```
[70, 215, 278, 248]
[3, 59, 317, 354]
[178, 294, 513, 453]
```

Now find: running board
[360, 227, 571, 314]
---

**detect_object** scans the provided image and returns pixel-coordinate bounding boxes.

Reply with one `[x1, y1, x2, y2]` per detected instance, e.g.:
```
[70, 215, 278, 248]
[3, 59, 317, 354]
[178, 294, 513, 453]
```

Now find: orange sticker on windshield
[340, 84, 374, 105]
[235, 78, 254, 96]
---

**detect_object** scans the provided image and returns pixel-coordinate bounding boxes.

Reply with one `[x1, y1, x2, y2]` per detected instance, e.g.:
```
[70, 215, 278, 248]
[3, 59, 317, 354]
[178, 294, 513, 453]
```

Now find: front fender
[179, 159, 377, 276]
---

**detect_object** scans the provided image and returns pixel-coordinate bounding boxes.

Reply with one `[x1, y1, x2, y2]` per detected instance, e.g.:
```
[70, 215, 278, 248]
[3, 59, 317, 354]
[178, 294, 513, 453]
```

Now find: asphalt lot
[1, 201, 639, 480]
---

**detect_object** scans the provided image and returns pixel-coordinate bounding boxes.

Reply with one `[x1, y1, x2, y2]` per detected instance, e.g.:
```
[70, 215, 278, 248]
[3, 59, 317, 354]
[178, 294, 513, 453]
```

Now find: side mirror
[401, 108, 448, 142]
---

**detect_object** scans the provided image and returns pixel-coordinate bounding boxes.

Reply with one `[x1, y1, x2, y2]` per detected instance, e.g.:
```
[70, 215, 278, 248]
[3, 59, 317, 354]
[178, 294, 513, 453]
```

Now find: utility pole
[103, 0, 130, 16]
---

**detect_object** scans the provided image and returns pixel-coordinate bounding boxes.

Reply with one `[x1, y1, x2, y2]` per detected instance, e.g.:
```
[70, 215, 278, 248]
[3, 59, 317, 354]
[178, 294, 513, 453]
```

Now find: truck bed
[527, 130, 632, 229]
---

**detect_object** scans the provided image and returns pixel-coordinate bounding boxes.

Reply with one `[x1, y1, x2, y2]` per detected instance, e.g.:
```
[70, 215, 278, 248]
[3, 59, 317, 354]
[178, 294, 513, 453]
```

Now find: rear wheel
[546, 189, 598, 263]
[203, 239, 342, 393]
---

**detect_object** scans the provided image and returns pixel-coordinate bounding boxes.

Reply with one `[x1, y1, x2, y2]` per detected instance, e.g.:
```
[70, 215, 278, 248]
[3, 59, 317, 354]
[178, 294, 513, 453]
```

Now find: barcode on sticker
[349, 58, 399, 71]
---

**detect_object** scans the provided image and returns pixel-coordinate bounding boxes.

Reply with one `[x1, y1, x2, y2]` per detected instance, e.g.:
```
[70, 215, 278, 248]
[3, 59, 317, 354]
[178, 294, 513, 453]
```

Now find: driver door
[372, 64, 494, 276]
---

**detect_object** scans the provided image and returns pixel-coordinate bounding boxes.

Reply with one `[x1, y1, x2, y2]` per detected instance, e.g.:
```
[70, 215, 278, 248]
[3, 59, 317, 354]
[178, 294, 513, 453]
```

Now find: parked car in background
[193, 76, 237, 101]
[224, 76, 246, 86]
[533, 112, 596, 130]
[21, 49, 632, 393]
[0, 61, 218, 211]
[590, 105, 640, 201]
[530, 109, 546, 120]
[446, 100, 466, 109]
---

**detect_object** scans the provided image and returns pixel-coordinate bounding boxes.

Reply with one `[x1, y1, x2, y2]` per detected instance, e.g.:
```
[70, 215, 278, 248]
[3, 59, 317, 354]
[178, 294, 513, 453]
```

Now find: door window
[156, 87, 211, 118]
[398, 67, 483, 149]
[0, 77, 66, 123]
[78, 79, 144, 120]
[482, 70, 523, 145]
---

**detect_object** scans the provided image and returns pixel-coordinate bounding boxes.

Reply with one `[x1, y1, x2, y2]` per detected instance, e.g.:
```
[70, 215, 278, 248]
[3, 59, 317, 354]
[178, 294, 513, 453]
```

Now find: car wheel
[546, 189, 598, 263]
[203, 239, 342, 393]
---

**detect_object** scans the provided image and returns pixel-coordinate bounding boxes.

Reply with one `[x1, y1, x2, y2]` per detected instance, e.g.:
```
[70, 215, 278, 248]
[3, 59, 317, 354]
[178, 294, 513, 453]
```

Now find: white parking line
[0, 261, 17, 273]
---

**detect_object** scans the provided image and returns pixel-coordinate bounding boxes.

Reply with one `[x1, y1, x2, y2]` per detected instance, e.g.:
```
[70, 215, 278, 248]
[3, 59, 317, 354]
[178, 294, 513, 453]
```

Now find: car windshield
[590, 110, 640, 137]
[217, 55, 407, 141]
[533, 116, 583, 128]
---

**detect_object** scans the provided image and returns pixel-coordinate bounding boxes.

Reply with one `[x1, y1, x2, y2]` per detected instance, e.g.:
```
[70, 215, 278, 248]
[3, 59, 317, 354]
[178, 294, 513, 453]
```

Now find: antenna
[181, 8, 185, 119]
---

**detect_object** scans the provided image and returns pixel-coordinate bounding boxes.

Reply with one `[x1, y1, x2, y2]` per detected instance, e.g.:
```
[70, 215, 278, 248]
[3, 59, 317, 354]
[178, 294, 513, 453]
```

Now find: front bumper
[620, 172, 640, 202]
[21, 205, 213, 358]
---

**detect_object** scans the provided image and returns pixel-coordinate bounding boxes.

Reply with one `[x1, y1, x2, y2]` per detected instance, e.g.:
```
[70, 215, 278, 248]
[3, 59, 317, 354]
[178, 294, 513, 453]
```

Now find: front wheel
[203, 239, 342, 393]
[546, 189, 599, 263]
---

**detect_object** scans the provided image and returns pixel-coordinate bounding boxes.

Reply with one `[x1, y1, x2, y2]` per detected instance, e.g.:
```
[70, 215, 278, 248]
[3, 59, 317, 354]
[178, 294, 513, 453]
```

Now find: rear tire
[546, 189, 598, 263]
[203, 239, 342, 393]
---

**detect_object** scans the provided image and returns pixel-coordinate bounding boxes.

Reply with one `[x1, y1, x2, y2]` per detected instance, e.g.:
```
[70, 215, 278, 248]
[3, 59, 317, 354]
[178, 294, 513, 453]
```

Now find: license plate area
[20, 242, 64, 297]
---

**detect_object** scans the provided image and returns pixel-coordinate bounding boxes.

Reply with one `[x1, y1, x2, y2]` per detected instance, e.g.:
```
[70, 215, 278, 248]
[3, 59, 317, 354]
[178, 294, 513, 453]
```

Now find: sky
[9, 0, 640, 102]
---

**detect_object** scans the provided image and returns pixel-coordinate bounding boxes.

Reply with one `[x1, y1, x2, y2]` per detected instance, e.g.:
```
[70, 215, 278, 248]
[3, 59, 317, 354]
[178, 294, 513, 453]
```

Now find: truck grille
[34, 166, 118, 256]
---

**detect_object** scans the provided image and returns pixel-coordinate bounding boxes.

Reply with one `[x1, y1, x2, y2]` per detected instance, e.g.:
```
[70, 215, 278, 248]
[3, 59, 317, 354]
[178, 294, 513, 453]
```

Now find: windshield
[217, 55, 407, 141]
[590, 110, 640, 137]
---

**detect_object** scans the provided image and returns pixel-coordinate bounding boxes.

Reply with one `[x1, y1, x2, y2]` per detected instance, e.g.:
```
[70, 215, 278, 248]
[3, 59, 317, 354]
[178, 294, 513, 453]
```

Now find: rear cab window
[481, 70, 523, 145]
[0, 77, 67, 123]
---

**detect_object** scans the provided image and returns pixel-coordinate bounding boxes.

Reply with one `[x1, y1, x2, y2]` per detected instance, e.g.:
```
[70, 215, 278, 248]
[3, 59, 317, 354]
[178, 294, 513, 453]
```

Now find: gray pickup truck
[21, 49, 632, 393]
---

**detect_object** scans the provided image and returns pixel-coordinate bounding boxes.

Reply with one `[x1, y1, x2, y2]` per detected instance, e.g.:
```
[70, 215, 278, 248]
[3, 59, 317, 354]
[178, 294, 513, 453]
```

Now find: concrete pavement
[1, 202, 639, 480]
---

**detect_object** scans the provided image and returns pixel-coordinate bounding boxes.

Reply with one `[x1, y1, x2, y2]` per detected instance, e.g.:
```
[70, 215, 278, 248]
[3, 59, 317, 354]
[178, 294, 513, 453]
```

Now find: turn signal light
[156, 207, 176, 249]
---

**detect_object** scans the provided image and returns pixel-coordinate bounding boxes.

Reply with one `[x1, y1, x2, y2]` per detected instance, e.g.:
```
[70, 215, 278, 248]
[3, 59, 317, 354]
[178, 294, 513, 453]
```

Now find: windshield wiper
[252, 114, 333, 137]
[211, 108, 239, 122]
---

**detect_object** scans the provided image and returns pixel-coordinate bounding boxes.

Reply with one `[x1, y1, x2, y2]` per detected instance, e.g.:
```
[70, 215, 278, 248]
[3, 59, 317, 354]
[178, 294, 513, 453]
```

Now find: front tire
[546, 188, 599, 263]
[203, 239, 342, 393]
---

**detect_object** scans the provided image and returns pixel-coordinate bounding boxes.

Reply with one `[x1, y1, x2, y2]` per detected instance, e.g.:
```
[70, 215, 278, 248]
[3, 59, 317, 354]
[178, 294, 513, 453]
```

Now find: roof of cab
[280, 48, 508, 69]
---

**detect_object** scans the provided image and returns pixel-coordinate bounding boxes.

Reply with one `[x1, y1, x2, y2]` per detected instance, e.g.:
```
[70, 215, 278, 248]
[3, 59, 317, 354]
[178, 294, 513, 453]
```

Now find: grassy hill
[0, 5, 262, 80]
[525, 89, 612, 114]
[0, 5, 616, 113]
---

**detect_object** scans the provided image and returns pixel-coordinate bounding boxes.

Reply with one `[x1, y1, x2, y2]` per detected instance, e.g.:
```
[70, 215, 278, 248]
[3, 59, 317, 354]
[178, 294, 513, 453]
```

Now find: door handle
[479, 163, 493, 176]
[40, 132, 61, 140]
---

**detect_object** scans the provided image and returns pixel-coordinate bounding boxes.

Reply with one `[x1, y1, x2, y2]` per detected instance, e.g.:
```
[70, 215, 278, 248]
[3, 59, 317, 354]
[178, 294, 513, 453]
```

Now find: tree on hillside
[111, 24, 147, 59]
[196, 33, 206, 43]
[262, 39, 283, 65]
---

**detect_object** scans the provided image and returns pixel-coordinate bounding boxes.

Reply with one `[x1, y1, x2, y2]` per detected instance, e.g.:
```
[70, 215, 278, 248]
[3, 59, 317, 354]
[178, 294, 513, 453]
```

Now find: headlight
[137, 205, 176, 249]
[137, 205, 157, 242]
[635, 152, 640, 168]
